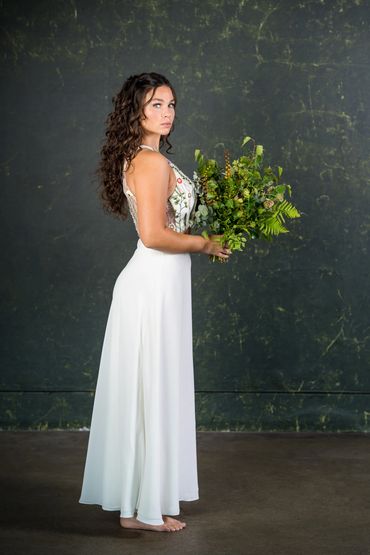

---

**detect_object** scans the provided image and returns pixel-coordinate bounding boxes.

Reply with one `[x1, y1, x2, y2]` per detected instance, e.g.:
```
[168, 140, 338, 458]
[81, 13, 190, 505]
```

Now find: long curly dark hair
[96, 72, 177, 220]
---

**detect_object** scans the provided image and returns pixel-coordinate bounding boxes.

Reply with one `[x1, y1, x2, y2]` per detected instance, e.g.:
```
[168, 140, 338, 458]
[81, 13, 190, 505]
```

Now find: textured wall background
[1, 0, 369, 431]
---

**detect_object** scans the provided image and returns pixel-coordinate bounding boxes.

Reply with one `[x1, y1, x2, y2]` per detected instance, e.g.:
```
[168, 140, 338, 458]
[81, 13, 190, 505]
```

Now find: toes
[164, 525, 172, 532]
[162, 516, 186, 531]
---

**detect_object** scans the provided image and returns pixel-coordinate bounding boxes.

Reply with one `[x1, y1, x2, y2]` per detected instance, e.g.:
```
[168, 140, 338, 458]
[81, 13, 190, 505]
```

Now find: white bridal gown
[79, 144, 199, 525]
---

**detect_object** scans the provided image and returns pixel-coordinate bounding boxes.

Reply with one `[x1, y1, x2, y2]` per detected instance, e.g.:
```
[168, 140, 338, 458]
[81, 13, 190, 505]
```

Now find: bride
[78, 72, 231, 533]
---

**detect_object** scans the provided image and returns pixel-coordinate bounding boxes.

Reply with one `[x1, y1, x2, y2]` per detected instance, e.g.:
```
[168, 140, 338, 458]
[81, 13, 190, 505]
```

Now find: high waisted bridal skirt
[78, 238, 199, 525]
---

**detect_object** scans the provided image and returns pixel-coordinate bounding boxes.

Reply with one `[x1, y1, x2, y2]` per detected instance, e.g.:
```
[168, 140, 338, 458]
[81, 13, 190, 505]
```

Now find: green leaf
[278, 200, 301, 218]
[241, 136, 252, 147]
[195, 149, 203, 164]
[260, 216, 289, 235]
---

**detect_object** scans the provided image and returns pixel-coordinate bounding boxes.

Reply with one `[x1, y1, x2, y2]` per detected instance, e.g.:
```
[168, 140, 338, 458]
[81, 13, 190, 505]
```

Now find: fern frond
[277, 199, 300, 218]
[260, 216, 289, 235]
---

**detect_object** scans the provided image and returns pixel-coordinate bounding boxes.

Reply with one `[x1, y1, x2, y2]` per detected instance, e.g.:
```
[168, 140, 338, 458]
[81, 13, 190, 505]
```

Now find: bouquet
[191, 135, 301, 262]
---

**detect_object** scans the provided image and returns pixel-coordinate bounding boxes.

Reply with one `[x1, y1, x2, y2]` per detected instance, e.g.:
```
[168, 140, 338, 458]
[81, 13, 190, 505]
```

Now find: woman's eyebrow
[152, 97, 175, 102]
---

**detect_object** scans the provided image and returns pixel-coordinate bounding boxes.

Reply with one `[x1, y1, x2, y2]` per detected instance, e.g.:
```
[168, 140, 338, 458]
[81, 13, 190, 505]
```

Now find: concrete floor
[1, 431, 370, 555]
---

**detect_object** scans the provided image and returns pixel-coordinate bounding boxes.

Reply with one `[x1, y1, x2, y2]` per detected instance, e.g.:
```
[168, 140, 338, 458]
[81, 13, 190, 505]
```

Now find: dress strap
[139, 144, 159, 152]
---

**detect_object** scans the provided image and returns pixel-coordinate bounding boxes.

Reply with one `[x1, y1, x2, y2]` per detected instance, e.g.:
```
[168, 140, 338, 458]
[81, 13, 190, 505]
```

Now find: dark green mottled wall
[1, 0, 369, 431]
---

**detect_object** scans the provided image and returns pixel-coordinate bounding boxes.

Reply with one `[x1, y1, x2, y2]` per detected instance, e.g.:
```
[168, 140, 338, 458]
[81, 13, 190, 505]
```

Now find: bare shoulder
[133, 149, 170, 177]
[131, 151, 171, 202]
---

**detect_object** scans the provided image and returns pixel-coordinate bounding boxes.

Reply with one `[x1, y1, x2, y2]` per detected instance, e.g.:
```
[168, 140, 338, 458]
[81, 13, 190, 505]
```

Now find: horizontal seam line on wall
[0, 389, 369, 395]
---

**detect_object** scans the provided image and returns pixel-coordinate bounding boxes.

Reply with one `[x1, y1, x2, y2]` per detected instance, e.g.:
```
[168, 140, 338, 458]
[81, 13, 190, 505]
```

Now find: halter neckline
[139, 144, 159, 152]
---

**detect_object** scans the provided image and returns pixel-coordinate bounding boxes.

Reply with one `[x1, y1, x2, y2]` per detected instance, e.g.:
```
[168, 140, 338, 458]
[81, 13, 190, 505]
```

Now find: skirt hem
[78, 492, 200, 520]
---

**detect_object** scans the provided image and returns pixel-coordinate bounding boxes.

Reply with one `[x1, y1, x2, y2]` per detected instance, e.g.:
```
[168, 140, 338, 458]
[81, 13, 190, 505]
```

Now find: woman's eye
[153, 103, 176, 108]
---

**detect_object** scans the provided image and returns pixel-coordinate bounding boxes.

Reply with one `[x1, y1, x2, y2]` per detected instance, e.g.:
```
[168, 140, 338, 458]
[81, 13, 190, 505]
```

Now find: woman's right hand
[202, 234, 231, 260]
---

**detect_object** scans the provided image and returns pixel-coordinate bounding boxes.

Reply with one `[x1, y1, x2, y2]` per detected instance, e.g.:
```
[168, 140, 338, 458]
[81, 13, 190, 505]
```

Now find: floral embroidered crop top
[122, 145, 197, 235]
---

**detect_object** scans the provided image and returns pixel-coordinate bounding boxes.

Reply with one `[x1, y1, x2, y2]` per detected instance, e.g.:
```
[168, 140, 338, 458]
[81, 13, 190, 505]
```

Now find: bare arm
[134, 152, 207, 254]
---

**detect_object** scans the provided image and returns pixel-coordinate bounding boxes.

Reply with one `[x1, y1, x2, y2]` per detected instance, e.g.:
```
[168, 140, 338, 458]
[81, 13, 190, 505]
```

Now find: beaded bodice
[122, 145, 197, 235]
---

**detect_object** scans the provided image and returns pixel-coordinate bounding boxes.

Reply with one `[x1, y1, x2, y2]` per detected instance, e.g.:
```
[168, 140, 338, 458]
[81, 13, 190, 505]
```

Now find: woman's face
[141, 85, 176, 137]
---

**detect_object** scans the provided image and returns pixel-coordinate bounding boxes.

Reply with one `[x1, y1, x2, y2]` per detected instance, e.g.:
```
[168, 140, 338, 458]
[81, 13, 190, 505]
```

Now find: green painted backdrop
[1, 0, 369, 431]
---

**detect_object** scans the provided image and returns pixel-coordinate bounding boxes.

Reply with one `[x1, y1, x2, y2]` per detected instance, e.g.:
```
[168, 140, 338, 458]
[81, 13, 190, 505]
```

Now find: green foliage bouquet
[191, 135, 301, 262]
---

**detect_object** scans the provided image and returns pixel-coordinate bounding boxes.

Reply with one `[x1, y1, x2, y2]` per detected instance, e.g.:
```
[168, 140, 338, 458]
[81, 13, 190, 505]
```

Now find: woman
[78, 72, 231, 533]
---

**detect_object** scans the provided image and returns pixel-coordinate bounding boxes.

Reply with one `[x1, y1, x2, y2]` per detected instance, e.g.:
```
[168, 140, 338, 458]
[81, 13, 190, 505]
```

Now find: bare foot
[163, 515, 186, 531]
[120, 515, 186, 532]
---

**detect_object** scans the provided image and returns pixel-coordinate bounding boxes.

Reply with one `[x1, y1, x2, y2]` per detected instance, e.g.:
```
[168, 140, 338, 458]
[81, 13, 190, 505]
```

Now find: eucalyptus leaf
[198, 204, 208, 216]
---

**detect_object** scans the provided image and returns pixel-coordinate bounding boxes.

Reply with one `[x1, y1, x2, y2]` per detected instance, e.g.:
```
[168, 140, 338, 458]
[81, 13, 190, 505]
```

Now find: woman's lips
[161, 123, 172, 126]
